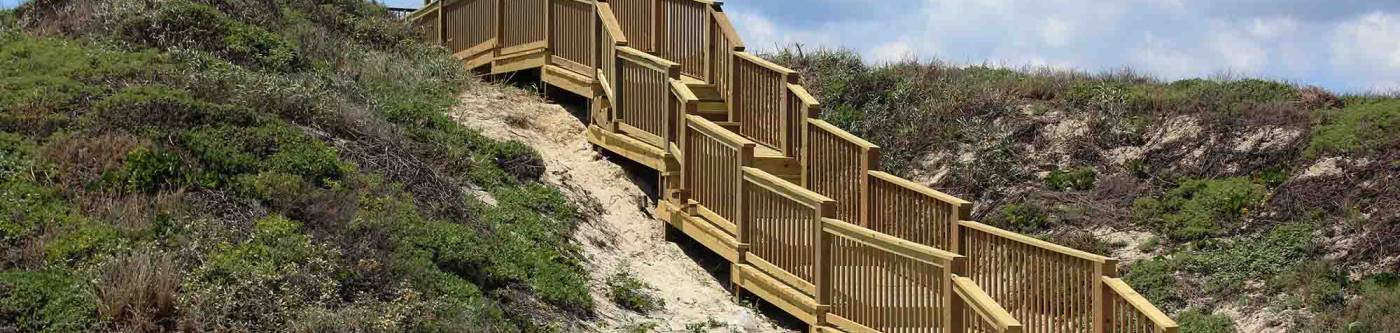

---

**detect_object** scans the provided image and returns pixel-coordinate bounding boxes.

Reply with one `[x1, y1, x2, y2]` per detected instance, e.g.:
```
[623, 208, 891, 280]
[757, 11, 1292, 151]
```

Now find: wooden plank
[808, 119, 878, 149]
[693, 203, 737, 237]
[953, 276, 1023, 332]
[542, 65, 596, 97]
[709, 8, 744, 50]
[672, 213, 740, 262]
[734, 264, 820, 324]
[826, 313, 880, 333]
[959, 221, 1112, 263]
[741, 167, 832, 205]
[586, 125, 668, 171]
[453, 38, 498, 60]
[746, 253, 817, 296]
[868, 171, 971, 207]
[594, 3, 629, 45]
[823, 218, 962, 266]
[617, 46, 680, 73]
[618, 122, 666, 148]
[499, 40, 548, 56]
[550, 56, 594, 78]
[735, 52, 797, 75]
[685, 115, 754, 149]
[492, 48, 547, 73]
[1103, 277, 1178, 331]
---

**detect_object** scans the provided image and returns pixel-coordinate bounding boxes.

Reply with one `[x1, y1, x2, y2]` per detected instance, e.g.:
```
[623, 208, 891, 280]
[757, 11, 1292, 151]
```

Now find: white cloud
[869, 40, 916, 64]
[1331, 12, 1400, 91]
[1040, 18, 1073, 47]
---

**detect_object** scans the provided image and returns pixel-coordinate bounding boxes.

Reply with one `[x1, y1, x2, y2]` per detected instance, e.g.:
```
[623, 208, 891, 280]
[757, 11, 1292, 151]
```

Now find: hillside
[0, 0, 775, 331]
[769, 48, 1399, 332]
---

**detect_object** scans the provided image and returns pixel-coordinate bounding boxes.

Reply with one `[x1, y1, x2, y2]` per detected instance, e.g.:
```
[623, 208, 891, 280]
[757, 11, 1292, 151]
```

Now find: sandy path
[451, 82, 790, 332]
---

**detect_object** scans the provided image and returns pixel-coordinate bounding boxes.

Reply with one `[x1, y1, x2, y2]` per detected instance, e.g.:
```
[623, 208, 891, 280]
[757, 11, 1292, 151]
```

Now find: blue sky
[7, 0, 1398, 93]
[719, 0, 1400, 94]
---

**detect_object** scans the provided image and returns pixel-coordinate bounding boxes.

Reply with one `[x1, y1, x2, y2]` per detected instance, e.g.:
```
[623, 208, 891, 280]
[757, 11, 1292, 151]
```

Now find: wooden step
[689, 85, 725, 102]
[752, 144, 799, 180]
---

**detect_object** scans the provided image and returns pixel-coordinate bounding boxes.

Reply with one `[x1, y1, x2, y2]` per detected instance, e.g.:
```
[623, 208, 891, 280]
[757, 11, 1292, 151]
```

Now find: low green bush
[490, 140, 545, 182]
[1132, 177, 1266, 241]
[1045, 166, 1097, 191]
[119, 1, 304, 71]
[1273, 260, 1347, 311]
[112, 147, 184, 193]
[1177, 308, 1235, 333]
[182, 123, 349, 185]
[1339, 273, 1400, 332]
[1123, 256, 1184, 310]
[605, 270, 664, 313]
[993, 202, 1050, 233]
[1307, 100, 1400, 156]
[0, 270, 98, 333]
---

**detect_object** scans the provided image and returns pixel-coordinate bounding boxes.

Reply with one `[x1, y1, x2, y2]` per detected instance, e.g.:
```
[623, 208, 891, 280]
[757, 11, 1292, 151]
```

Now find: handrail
[617, 46, 679, 73]
[959, 220, 1112, 263]
[869, 171, 969, 207]
[710, 8, 745, 50]
[742, 167, 832, 206]
[1104, 277, 1179, 333]
[954, 276, 1024, 333]
[685, 114, 753, 149]
[595, 2, 628, 46]
[822, 218, 962, 266]
[807, 119, 878, 150]
[736, 52, 797, 75]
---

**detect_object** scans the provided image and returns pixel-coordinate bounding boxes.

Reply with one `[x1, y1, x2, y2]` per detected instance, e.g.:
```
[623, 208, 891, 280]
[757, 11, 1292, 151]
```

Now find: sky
[6, 0, 1397, 93]
[719, 0, 1400, 94]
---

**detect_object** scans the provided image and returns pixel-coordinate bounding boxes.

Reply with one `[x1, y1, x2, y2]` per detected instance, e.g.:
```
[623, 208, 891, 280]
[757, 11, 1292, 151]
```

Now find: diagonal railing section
[407, 1, 1177, 331]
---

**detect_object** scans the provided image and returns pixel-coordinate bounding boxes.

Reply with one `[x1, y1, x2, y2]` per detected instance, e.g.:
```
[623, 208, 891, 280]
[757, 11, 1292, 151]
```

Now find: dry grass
[97, 250, 180, 332]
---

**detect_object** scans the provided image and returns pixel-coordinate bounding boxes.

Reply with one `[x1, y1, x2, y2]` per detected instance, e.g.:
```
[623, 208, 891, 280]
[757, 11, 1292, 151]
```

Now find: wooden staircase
[407, 1, 1178, 332]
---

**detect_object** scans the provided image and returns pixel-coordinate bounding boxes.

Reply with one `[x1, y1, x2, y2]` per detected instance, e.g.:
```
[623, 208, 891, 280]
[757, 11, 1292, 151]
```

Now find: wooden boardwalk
[407, 1, 1178, 332]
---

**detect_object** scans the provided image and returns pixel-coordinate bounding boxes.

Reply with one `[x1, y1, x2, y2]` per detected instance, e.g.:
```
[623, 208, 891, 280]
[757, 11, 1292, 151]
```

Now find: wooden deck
[407, 1, 1177, 332]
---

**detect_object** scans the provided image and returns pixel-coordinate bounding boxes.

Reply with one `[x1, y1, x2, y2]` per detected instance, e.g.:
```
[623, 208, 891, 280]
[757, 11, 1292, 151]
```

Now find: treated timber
[405, 1, 1177, 331]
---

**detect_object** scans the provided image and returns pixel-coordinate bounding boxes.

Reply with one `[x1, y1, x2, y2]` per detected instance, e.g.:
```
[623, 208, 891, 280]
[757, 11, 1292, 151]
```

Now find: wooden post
[857, 146, 878, 227]
[436, 0, 446, 46]
[814, 209, 834, 326]
[1094, 259, 1119, 333]
[948, 258, 967, 333]
[652, 0, 665, 54]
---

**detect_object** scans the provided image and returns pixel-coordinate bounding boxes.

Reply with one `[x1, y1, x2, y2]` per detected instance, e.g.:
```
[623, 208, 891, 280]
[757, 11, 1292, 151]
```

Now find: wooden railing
[683, 115, 753, 236]
[960, 221, 1118, 333]
[955, 276, 1025, 333]
[408, 1, 1178, 331]
[1104, 278, 1179, 333]
[822, 218, 963, 332]
[550, 0, 594, 75]
[500, 0, 547, 53]
[804, 119, 879, 226]
[868, 171, 969, 250]
[741, 167, 832, 298]
[615, 46, 678, 147]
[733, 52, 798, 154]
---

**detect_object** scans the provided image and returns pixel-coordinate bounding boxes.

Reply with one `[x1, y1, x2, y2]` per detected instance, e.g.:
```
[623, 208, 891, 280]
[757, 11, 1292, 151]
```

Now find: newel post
[948, 256, 968, 333]
[857, 146, 879, 227]
[1094, 259, 1120, 333]
[814, 205, 835, 326]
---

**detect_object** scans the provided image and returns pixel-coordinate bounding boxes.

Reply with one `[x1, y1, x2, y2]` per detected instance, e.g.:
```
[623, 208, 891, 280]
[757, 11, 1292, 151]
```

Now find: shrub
[1177, 308, 1235, 333]
[113, 147, 184, 193]
[1307, 100, 1400, 156]
[1045, 166, 1097, 191]
[1132, 177, 1266, 241]
[88, 85, 255, 133]
[0, 37, 160, 136]
[993, 202, 1049, 233]
[1123, 257, 1184, 310]
[42, 217, 122, 266]
[0, 270, 98, 332]
[605, 270, 664, 313]
[182, 123, 349, 185]
[1272, 260, 1347, 311]
[1181, 223, 1316, 294]
[1339, 273, 1400, 333]
[118, 1, 304, 71]
[490, 140, 545, 182]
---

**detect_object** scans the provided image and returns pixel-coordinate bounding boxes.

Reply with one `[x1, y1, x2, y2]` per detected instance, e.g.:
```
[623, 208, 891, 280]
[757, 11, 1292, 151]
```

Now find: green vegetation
[1045, 166, 1097, 191]
[0, 0, 593, 330]
[1132, 178, 1266, 241]
[1177, 308, 1236, 333]
[1126, 223, 1316, 309]
[1308, 99, 1400, 156]
[606, 270, 664, 313]
[993, 202, 1049, 233]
